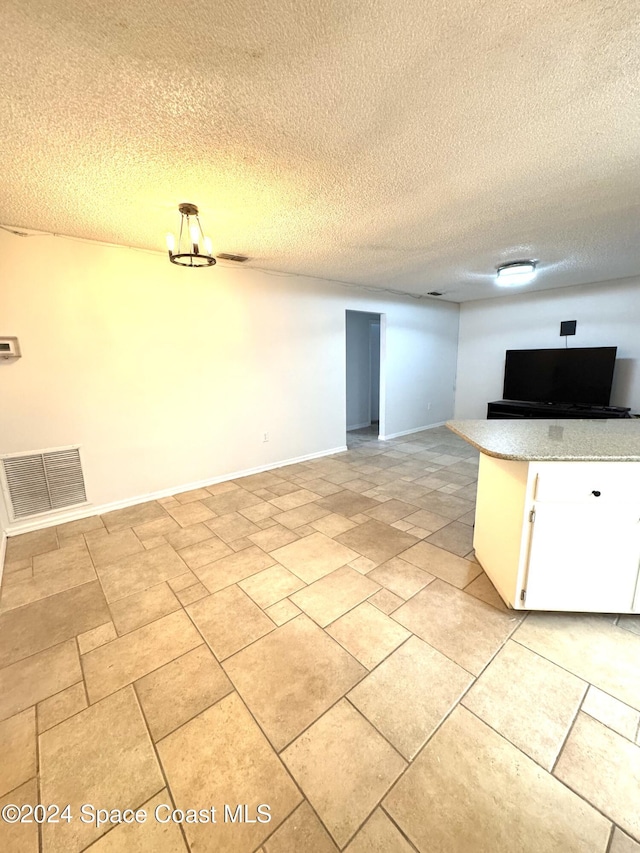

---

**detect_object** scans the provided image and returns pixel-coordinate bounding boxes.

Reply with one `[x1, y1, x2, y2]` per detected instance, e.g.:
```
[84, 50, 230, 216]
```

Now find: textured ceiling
[1, 0, 640, 301]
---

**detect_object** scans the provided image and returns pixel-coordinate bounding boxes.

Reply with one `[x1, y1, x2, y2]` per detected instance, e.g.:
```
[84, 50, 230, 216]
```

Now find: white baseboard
[3, 445, 348, 537]
[0, 532, 6, 590]
[379, 421, 446, 441]
[347, 421, 372, 431]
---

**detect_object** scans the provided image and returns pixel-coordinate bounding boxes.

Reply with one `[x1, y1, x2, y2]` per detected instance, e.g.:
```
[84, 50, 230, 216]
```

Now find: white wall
[0, 230, 459, 532]
[346, 311, 379, 430]
[455, 278, 640, 418]
[370, 322, 380, 421]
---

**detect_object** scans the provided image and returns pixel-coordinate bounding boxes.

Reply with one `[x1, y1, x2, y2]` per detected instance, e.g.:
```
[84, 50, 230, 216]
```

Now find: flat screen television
[503, 347, 617, 406]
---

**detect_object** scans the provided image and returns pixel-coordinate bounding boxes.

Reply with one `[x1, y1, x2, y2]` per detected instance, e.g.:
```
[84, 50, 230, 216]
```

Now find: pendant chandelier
[166, 203, 216, 267]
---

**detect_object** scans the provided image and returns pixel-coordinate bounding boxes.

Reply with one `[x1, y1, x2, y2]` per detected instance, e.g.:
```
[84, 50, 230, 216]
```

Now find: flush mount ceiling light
[496, 260, 537, 286]
[166, 203, 216, 267]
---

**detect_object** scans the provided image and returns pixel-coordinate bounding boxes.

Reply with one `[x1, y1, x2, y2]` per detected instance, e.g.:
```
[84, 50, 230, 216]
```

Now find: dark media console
[487, 400, 631, 420]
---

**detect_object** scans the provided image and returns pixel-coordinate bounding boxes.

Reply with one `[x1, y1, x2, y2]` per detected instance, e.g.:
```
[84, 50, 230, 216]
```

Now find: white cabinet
[473, 455, 640, 613]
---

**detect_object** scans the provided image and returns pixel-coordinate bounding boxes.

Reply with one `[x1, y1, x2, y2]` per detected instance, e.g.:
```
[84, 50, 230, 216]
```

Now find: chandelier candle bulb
[204, 236, 212, 256]
[190, 223, 200, 254]
[165, 233, 175, 253]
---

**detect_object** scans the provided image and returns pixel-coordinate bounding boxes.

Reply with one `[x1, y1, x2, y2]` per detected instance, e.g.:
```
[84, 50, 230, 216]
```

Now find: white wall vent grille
[2, 447, 87, 520]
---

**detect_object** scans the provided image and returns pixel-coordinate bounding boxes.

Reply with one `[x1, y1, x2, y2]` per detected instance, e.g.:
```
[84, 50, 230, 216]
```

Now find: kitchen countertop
[446, 419, 640, 462]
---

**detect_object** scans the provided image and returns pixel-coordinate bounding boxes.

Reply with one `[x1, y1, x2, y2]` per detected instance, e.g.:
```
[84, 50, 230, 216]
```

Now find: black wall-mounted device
[560, 320, 577, 336]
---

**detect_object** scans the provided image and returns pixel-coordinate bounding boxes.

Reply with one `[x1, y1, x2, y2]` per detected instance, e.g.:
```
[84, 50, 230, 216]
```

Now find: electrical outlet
[263, 432, 269, 442]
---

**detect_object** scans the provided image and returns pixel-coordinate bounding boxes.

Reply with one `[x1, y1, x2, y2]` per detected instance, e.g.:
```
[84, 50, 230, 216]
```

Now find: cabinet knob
[591, 490, 601, 497]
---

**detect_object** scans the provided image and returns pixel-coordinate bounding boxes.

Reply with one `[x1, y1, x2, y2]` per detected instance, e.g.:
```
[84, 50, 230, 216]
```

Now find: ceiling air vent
[428, 291, 443, 296]
[2, 447, 87, 520]
[216, 253, 249, 263]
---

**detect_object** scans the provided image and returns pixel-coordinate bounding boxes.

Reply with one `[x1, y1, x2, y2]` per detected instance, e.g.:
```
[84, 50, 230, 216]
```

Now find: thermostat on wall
[0, 337, 20, 359]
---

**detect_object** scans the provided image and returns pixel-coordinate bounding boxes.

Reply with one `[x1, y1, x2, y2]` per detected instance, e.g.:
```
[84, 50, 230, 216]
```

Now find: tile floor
[1, 426, 639, 852]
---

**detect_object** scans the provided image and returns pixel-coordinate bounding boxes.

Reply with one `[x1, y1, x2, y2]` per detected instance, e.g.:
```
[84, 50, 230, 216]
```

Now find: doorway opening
[345, 310, 384, 441]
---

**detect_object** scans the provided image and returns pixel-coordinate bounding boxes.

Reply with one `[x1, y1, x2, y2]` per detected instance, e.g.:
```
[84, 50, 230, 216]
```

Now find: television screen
[503, 347, 617, 406]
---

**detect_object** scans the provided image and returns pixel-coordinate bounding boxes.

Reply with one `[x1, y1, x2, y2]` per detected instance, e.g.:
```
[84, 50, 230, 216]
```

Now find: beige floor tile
[582, 685, 640, 741]
[202, 487, 264, 515]
[462, 640, 587, 769]
[132, 515, 181, 542]
[400, 541, 481, 589]
[336, 520, 419, 564]
[142, 534, 168, 551]
[85, 788, 187, 851]
[464, 570, 509, 611]
[239, 500, 282, 522]
[273, 503, 332, 530]
[302, 478, 345, 497]
[194, 545, 276, 594]
[263, 800, 338, 853]
[0, 708, 36, 797]
[384, 705, 610, 853]
[367, 556, 435, 599]
[136, 644, 232, 740]
[40, 686, 164, 853]
[393, 580, 520, 675]
[310, 513, 359, 537]
[223, 614, 365, 750]
[425, 520, 475, 557]
[187, 585, 274, 660]
[101, 501, 169, 533]
[272, 532, 361, 583]
[109, 582, 180, 635]
[239, 565, 306, 609]
[411, 491, 475, 521]
[248, 524, 299, 552]
[85, 528, 145, 567]
[291, 566, 380, 628]
[96, 545, 188, 603]
[317, 491, 381, 517]
[348, 555, 378, 573]
[174, 487, 214, 504]
[167, 570, 198, 591]
[364, 499, 418, 524]
[0, 778, 39, 853]
[282, 700, 405, 848]
[270, 489, 322, 511]
[164, 522, 214, 550]
[0, 554, 96, 614]
[264, 599, 301, 626]
[327, 602, 410, 670]
[56, 515, 104, 541]
[37, 682, 87, 733]
[177, 535, 233, 569]
[349, 635, 473, 759]
[555, 712, 640, 839]
[176, 582, 209, 605]
[514, 613, 640, 711]
[165, 500, 216, 527]
[83, 609, 202, 703]
[343, 809, 414, 853]
[206, 511, 262, 543]
[78, 621, 117, 654]
[235, 471, 288, 492]
[0, 639, 82, 721]
[205, 480, 242, 496]
[368, 588, 404, 614]
[158, 692, 302, 853]
[610, 829, 640, 853]
[0, 580, 109, 668]
[5, 528, 58, 562]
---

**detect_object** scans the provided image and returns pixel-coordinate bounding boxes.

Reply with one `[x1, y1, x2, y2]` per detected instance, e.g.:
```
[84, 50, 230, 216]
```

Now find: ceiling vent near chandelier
[1, 447, 87, 520]
[216, 253, 249, 263]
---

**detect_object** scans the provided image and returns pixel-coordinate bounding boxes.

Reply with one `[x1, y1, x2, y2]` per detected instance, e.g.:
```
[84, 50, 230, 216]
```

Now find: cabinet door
[524, 503, 640, 612]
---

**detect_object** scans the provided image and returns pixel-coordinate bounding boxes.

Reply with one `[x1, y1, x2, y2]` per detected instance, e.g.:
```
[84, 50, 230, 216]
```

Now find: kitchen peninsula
[446, 419, 640, 613]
